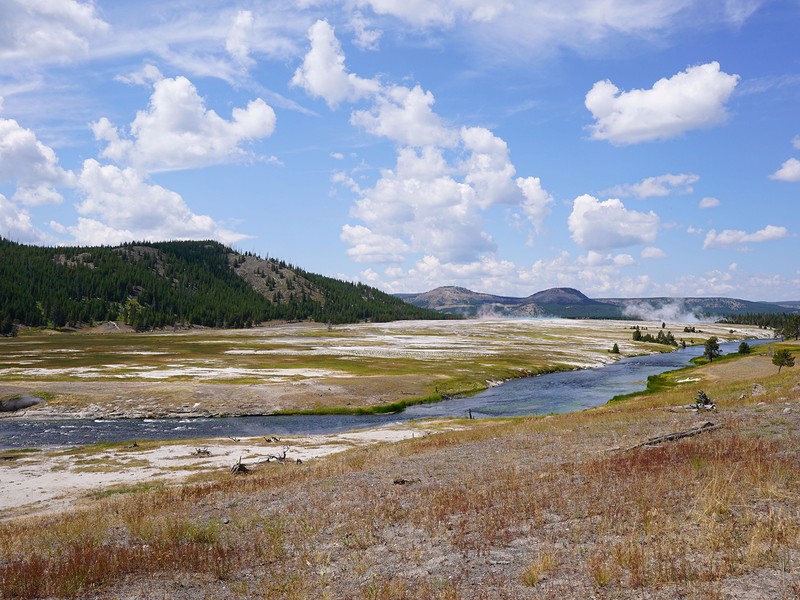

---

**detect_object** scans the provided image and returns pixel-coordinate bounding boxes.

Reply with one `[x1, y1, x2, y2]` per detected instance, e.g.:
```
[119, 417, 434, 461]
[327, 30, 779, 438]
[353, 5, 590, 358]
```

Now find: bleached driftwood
[617, 421, 722, 451]
[230, 456, 249, 474]
[261, 446, 289, 464]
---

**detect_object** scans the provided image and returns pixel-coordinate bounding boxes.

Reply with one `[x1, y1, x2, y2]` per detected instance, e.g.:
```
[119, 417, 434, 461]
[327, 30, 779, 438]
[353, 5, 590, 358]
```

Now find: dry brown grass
[0, 343, 798, 598]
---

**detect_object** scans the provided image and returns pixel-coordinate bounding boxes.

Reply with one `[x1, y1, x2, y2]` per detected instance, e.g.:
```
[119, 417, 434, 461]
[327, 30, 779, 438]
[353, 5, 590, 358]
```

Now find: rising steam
[621, 300, 709, 323]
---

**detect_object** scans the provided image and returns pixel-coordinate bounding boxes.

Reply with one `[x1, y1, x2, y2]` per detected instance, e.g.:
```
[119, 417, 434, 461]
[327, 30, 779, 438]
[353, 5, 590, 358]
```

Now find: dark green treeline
[0, 238, 450, 333]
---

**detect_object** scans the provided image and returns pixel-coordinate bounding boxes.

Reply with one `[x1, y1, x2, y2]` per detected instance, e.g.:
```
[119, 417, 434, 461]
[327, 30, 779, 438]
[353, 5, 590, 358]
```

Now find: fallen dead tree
[260, 446, 289, 464]
[616, 421, 723, 452]
[230, 456, 249, 474]
[691, 390, 716, 411]
[231, 446, 300, 474]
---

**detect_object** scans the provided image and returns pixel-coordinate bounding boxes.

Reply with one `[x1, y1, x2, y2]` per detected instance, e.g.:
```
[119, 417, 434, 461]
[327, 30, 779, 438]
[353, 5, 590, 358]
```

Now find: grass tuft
[520, 549, 557, 586]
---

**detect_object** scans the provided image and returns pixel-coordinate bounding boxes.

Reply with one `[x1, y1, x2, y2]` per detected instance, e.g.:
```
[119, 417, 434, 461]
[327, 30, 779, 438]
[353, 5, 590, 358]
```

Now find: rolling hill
[0, 238, 450, 333]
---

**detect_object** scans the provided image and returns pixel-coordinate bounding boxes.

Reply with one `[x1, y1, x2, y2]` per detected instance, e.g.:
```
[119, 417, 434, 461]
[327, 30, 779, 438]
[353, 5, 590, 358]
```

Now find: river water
[0, 339, 768, 449]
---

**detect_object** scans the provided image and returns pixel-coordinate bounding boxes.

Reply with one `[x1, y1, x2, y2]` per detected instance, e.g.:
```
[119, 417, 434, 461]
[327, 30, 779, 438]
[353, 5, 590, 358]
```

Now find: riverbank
[0, 338, 773, 451]
[0, 421, 467, 521]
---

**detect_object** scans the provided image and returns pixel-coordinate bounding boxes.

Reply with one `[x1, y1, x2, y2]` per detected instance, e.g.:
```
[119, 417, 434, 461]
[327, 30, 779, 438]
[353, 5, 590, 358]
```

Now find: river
[0, 339, 769, 449]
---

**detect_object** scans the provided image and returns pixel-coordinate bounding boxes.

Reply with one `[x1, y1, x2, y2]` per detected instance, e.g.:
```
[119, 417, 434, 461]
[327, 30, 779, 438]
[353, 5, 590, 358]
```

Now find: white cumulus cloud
[585, 62, 739, 145]
[340, 224, 409, 263]
[0, 194, 44, 243]
[568, 194, 659, 250]
[703, 225, 789, 248]
[460, 126, 522, 208]
[74, 159, 247, 245]
[291, 20, 380, 108]
[0, 113, 74, 204]
[0, 0, 109, 68]
[296, 17, 552, 268]
[67, 218, 137, 247]
[517, 176, 554, 233]
[92, 75, 276, 172]
[347, 145, 494, 262]
[770, 157, 800, 182]
[343, 128, 554, 264]
[521, 251, 652, 297]
[12, 184, 64, 207]
[351, 85, 457, 147]
[354, 148, 489, 261]
[115, 64, 164, 87]
[374, 253, 519, 295]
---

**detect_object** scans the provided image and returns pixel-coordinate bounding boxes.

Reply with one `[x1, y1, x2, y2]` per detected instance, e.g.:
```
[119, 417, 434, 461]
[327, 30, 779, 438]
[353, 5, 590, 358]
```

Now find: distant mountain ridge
[398, 285, 799, 319]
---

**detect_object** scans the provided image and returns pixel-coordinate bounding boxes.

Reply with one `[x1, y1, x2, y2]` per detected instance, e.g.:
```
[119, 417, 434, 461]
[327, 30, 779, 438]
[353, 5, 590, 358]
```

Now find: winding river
[0, 339, 769, 449]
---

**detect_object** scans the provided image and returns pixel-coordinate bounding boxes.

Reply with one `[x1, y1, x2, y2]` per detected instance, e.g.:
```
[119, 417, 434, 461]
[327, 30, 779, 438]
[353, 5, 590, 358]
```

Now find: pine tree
[704, 336, 721, 362]
[772, 349, 795, 373]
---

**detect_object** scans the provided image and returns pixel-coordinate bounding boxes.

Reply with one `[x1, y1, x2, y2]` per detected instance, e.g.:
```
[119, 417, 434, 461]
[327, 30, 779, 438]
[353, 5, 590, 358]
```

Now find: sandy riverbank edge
[0, 422, 457, 521]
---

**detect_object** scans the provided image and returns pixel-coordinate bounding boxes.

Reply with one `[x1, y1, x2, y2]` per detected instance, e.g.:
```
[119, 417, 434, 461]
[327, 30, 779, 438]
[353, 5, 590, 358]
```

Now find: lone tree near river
[704, 336, 721, 362]
[772, 349, 795, 373]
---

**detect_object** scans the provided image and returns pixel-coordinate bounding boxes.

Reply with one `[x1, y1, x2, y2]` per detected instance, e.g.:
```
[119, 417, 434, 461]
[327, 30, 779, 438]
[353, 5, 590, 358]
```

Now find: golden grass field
[0, 321, 797, 599]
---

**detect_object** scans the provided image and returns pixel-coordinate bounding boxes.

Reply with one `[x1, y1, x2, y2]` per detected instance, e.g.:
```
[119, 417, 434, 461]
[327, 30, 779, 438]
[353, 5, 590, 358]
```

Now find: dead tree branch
[259, 446, 290, 464]
[619, 421, 722, 451]
[230, 456, 249, 474]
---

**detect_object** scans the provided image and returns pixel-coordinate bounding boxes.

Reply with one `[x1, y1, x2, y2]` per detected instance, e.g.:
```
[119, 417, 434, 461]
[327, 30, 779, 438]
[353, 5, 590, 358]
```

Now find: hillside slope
[0, 238, 447, 332]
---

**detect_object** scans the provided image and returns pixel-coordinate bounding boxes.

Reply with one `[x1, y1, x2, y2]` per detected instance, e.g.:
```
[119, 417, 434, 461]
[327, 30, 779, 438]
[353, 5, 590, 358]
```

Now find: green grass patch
[608, 368, 691, 404]
[690, 351, 743, 367]
[0, 448, 43, 461]
[272, 393, 447, 416]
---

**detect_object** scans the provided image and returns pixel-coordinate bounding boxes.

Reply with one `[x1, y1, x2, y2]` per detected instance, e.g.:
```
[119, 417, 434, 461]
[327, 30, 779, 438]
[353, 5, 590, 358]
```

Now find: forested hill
[0, 238, 448, 333]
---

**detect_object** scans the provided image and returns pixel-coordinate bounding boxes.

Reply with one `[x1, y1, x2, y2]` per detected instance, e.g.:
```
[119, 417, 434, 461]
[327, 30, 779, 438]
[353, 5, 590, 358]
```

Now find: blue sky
[0, 1, 798, 301]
